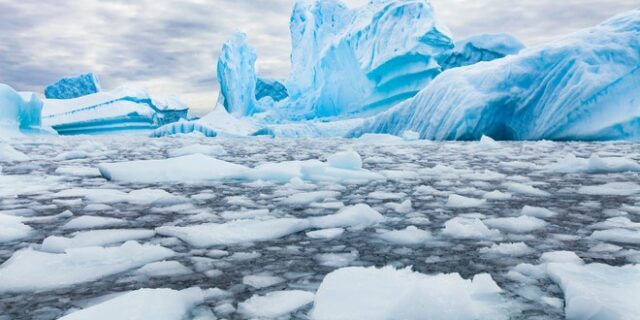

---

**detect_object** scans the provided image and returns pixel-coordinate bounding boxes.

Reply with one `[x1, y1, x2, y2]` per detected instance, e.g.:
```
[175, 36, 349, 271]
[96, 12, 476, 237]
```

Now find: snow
[239, 290, 314, 318]
[0, 241, 174, 292]
[311, 266, 508, 320]
[0, 213, 32, 243]
[59, 288, 203, 320]
[545, 154, 640, 174]
[44, 73, 101, 100]
[442, 217, 500, 240]
[485, 216, 547, 233]
[41, 229, 156, 253]
[446, 194, 486, 208]
[378, 226, 432, 245]
[547, 263, 640, 320]
[168, 144, 227, 158]
[0, 83, 43, 134]
[353, 9, 640, 141]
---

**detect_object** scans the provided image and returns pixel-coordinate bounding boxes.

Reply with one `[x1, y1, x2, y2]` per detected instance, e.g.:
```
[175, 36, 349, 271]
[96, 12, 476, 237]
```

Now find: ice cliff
[0, 84, 43, 135]
[44, 73, 101, 100]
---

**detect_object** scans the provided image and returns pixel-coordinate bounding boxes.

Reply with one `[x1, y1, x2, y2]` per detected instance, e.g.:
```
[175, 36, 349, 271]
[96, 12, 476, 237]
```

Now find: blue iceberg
[44, 73, 101, 100]
[0, 84, 43, 135]
[42, 85, 190, 135]
[439, 33, 525, 70]
[352, 9, 640, 141]
[256, 78, 288, 103]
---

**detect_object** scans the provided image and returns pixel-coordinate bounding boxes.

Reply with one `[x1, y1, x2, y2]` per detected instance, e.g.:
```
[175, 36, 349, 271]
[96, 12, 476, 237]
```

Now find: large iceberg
[42, 85, 190, 135]
[0, 84, 43, 135]
[279, 0, 454, 120]
[44, 73, 101, 100]
[439, 33, 525, 70]
[353, 9, 640, 141]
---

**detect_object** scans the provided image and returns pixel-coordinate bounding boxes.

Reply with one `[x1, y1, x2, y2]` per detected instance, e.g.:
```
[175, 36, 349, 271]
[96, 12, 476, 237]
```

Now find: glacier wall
[352, 9, 640, 141]
[0, 84, 43, 134]
[44, 73, 101, 100]
[256, 78, 288, 102]
[42, 86, 190, 135]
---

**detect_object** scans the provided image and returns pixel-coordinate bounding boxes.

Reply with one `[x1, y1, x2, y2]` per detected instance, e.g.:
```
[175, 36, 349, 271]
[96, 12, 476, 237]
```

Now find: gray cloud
[0, 0, 637, 114]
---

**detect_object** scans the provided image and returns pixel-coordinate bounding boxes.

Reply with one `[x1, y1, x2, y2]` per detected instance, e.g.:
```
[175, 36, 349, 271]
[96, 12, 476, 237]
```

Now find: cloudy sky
[0, 0, 637, 114]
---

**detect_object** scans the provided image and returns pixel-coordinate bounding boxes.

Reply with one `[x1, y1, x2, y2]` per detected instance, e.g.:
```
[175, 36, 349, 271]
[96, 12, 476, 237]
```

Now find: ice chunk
[446, 194, 486, 208]
[310, 204, 384, 229]
[479, 242, 534, 256]
[59, 288, 203, 320]
[540, 251, 584, 265]
[546, 154, 640, 174]
[55, 166, 101, 177]
[327, 150, 362, 171]
[168, 144, 227, 158]
[311, 266, 508, 320]
[0, 143, 29, 162]
[442, 217, 501, 240]
[590, 229, 640, 244]
[134, 261, 192, 278]
[242, 274, 285, 289]
[156, 218, 310, 247]
[239, 290, 314, 319]
[504, 182, 550, 197]
[485, 216, 547, 233]
[306, 228, 345, 240]
[521, 206, 558, 218]
[547, 263, 640, 320]
[281, 191, 341, 205]
[578, 182, 640, 196]
[315, 251, 359, 268]
[483, 190, 512, 200]
[353, 9, 640, 141]
[44, 73, 101, 100]
[0, 213, 32, 243]
[41, 229, 155, 253]
[378, 226, 432, 245]
[0, 84, 43, 134]
[0, 241, 174, 292]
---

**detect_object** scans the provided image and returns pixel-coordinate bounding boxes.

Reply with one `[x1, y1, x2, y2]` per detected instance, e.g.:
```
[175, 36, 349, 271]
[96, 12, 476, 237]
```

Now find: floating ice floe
[41, 229, 156, 253]
[133, 261, 192, 278]
[311, 266, 509, 320]
[239, 290, 315, 319]
[99, 151, 384, 184]
[545, 154, 640, 174]
[446, 194, 486, 208]
[242, 274, 285, 289]
[442, 217, 501, 240]
[378, 226, 432, 245]
[0, 143, 30, 162]
[504, 182, 550, 197]
[62, 216, 127, 230]
[0, 213, 32, 243]
[0, 241, 174, 292]
[157, 204, 383, 247]
[479, 242, 534, 256]
[167, 144, 227, 158]
[484, 216, 547, 234]
[59, 288, 204, 320]
[578, 182, 640, 196]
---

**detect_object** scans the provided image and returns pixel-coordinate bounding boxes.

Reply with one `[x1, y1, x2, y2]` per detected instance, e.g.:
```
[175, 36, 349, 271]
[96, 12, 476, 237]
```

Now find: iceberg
[280, 0, 454, 119]
[256, 78, 288, 102]
[44, 73, 101, 100]
[352, 9, 640, 141]
[42, 85, 190, 135]
[439, 33, 525, 70]
[0, 83, 43, 135]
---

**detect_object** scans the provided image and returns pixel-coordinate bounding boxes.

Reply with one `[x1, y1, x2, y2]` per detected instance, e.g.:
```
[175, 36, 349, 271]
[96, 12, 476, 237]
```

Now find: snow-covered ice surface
[1, 135, 640, 319]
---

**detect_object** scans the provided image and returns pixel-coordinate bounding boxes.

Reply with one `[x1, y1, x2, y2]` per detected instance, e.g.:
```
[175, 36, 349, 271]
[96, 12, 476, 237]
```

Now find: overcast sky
[0, 0, 637, 114]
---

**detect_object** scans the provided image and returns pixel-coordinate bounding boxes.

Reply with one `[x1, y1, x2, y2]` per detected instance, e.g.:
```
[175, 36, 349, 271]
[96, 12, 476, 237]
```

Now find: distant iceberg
[0, 84, 43, 136]
[42, 85, 190, 135]
[352, 9, 640, 141]
[44, 73, 101, 100]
